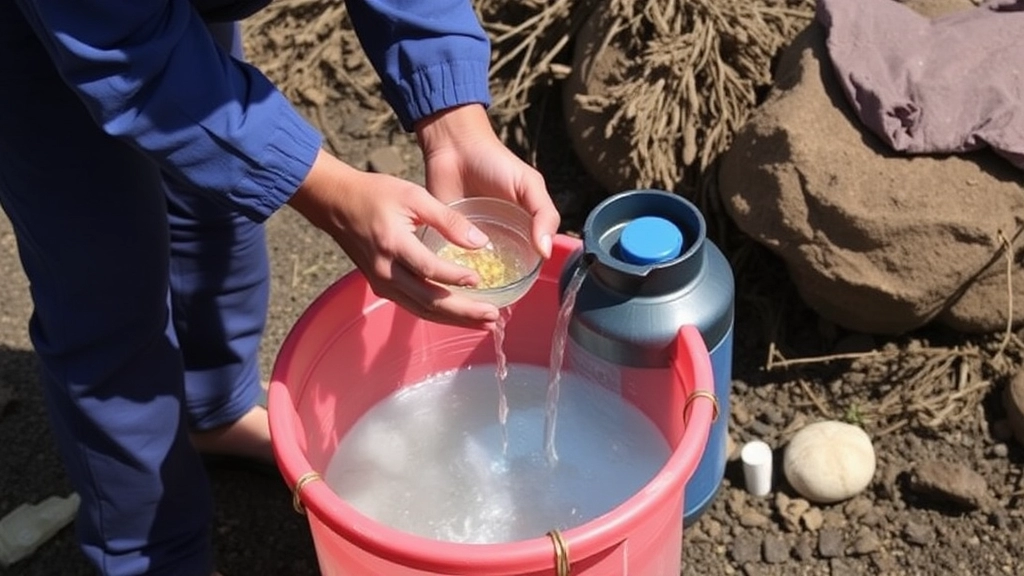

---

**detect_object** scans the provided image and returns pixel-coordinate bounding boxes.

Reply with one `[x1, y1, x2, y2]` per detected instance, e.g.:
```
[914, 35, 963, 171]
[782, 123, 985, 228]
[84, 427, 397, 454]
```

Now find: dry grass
[762, 232, 1023, 437]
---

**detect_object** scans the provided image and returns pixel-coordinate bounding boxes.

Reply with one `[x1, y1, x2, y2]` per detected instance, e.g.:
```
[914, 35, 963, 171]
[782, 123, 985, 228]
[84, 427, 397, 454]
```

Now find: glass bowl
[419, 197, 542, 308]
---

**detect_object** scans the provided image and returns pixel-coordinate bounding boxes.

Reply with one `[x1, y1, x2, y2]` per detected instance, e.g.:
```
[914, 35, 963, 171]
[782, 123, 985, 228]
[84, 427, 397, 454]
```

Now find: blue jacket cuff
[386, 59, 492, 131]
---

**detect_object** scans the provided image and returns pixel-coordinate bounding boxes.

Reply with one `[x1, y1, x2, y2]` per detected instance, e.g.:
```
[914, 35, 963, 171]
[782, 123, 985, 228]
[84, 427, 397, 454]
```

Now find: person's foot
[190, 405, 274, 465]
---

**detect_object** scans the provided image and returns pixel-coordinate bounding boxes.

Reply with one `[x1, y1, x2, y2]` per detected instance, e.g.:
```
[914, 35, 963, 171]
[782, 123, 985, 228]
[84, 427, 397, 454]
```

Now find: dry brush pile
[245, 0, 814, 198]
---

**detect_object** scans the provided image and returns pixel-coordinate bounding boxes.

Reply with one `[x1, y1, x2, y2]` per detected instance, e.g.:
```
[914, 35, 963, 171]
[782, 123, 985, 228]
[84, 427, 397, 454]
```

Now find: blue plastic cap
[619, 216, 684, 265]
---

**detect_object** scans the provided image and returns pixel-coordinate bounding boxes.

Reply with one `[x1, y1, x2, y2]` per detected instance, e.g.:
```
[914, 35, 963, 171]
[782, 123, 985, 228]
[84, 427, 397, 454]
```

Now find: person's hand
[287, 149, 502, 329]
[414, 104, 561, 259]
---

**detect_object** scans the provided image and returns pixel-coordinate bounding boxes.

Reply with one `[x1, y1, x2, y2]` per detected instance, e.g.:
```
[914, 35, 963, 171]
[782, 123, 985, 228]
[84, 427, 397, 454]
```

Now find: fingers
[416, 195, 491, 251]
[372, 262, 500, 329]
[399, 230, 483, 289]
[517, 169, 561, 259]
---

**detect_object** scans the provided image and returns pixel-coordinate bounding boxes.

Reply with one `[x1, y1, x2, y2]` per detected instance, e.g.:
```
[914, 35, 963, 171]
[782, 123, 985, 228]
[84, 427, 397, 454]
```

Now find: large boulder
[718, 12, 1024, 335]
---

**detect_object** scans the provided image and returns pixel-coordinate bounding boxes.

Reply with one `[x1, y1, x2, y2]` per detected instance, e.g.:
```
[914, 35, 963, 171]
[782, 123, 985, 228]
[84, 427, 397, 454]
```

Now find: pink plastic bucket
[268, 234, 716, 576]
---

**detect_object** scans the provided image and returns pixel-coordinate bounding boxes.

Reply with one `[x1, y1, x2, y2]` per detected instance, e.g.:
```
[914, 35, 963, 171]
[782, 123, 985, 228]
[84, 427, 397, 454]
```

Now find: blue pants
[0, 13, 265, 576]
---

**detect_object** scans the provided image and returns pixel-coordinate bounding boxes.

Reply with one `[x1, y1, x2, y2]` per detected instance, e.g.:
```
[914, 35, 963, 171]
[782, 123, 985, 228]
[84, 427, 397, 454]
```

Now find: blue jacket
[11, 0, 493, 222]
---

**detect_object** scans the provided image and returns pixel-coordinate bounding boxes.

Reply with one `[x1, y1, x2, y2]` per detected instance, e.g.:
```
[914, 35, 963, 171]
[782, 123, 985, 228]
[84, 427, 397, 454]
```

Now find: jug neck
[582, 190, 708, 295]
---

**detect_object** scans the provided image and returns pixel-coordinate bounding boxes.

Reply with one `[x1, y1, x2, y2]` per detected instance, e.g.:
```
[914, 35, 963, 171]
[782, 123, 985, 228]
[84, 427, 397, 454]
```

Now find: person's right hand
[286, 149, 502, 330]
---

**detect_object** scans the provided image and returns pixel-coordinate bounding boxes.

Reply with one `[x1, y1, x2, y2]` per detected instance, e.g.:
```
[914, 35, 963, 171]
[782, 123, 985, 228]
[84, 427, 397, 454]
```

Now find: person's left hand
[414, 104, 561, 259]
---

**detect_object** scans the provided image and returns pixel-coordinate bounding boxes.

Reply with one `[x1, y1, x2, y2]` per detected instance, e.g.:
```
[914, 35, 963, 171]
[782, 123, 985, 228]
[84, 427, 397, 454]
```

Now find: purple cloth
[816, 0, 1024, 169]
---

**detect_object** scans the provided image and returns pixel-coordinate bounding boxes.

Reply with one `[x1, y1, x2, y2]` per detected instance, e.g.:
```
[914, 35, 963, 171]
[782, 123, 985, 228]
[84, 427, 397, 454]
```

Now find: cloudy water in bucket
[323, 363, 670, 544]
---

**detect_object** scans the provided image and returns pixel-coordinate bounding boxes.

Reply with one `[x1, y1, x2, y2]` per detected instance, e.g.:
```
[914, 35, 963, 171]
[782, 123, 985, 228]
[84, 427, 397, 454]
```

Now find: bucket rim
[268, 234, 716, 574]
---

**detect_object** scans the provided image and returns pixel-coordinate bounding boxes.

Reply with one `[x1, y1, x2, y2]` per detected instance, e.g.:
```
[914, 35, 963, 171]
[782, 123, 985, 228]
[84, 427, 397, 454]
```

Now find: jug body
[560, 189, 734, 526]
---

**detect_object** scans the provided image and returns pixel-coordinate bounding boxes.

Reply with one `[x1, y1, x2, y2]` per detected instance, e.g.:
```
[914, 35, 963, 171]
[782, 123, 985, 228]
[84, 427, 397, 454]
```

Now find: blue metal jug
[560, 189, 734, 526]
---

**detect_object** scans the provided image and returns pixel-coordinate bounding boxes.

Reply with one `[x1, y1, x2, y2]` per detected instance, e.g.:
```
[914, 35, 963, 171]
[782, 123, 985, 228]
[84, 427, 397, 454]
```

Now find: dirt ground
[4, 3, 1024, 576]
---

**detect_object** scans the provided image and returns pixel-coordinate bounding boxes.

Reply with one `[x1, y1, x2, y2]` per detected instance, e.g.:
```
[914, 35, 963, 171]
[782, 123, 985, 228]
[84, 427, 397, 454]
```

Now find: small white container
[741, 440, 774, 497]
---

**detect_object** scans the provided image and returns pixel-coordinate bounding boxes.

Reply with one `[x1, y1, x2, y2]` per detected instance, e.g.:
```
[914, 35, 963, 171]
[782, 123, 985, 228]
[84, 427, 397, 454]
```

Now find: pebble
[843, 496, 874, 520]
[748, 419, 775, 439]
[732, 399, 752, 425]
[702, 517, 724, 541]
[830, 558, 860, 576]
[739, 511, 771, 528]
[741, 565, 765, 576]
[822, 508, 848, 529]
[902, 521, 935, 546]
[850, 527, 881, 555]
[775, 493, 809, 532]
[990, 443, 1009, 458]
[907, 459, 992, 510]
[801, 507, 824, 531]
[783, 420, 876, 504]
[818, 528, 845, 558]
[762, 405, 787, 426]
[762, 534, 790, 563]
[793, 533, 815, 561]
[731, 534, 762, 564]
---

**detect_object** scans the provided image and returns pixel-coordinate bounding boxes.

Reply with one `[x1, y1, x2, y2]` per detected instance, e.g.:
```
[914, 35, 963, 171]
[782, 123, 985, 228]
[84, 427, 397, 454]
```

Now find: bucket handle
[291, 471, 322, 515]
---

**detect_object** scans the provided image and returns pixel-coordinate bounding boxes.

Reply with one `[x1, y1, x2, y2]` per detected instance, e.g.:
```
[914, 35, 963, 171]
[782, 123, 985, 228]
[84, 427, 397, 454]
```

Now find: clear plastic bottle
[0, 493, 80, 566]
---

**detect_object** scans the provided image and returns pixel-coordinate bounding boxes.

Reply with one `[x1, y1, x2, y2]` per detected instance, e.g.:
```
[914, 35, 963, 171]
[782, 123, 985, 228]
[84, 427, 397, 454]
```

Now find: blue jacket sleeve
[345, 0, 493, 131]
[13, 0, 322, 222]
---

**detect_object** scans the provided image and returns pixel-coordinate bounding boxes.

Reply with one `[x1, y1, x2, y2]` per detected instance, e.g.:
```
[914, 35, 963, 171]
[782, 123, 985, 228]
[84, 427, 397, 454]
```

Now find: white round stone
[783, 420, 876, 504]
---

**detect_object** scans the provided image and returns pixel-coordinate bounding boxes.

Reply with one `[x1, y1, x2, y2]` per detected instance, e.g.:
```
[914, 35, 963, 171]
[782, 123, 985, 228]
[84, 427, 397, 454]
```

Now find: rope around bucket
[547, 529, 571, 576]
[291, 470, 322, 515]
[684, 390, 720, 424]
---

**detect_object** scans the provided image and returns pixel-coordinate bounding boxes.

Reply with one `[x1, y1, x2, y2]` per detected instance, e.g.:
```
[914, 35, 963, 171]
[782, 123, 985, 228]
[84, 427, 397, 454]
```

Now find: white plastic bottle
[0, 493, 80, 566]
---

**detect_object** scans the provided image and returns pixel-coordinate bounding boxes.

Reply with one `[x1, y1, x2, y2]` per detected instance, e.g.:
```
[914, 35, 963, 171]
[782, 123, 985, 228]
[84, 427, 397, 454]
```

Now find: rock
[843, 497, 875, 520]
[739, 511, 771, 528]
[830, 558, 860, 576]
[850, 527, 882, 556]
[801, 508, 824, 532]
[776, 494, 810, 532]
[783, 420, 876, 504]
[902, 521, 935, 546]
[702, 517, 724, 542]
[717, 13, 1024, 335]
[763, 534, 791, 564]
[907, 459, 991, 510]
[1002, 370, 1024, 446]
[731, 533, 763, 564]
[793, 533, 815, 561]
[818, 528, 845, 558]
[732, 400, 753, 426]
[990, 443, 1009, 459]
